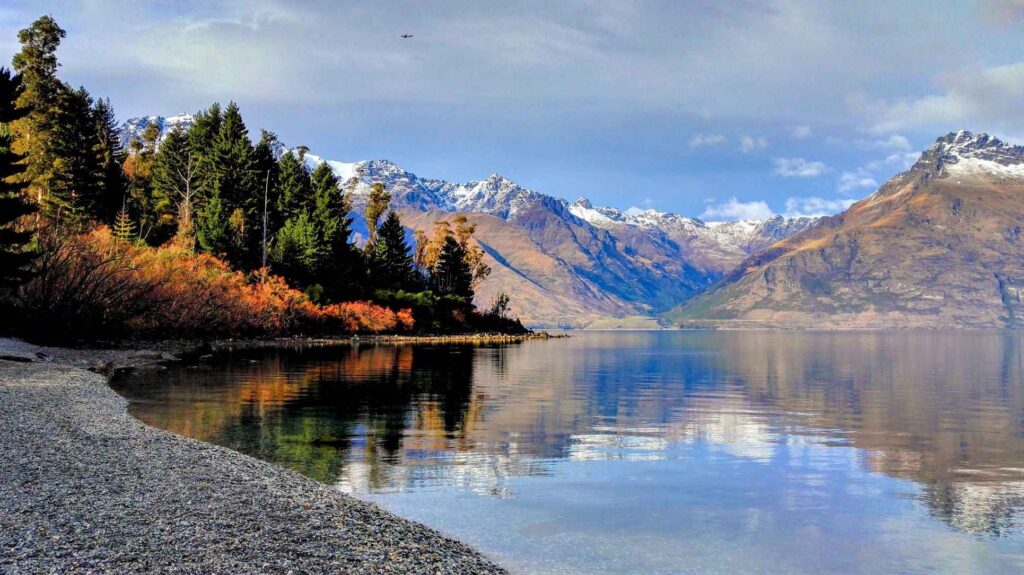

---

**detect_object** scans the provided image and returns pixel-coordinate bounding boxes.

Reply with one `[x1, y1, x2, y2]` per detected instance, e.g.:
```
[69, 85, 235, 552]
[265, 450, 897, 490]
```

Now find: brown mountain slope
[399, 210, 637, 327]
[674, 131, 1024, 328]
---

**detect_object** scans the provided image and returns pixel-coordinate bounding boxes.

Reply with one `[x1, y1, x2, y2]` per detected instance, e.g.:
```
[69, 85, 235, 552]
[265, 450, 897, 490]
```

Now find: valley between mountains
[122, 118, 1024, 329]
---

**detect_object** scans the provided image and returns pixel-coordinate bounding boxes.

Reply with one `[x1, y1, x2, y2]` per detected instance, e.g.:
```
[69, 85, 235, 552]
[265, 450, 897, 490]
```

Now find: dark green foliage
[253, 130, 281, 263]
[0, 68, 35, 289]
[372, 211, 418, 291]
[270, 211, 318, 285]
[310, 161, 364, 300]
[276, 149, 311, 220]
[44, 86, 104, 226]
[196, 188, 230, 256]
[430, 234, 474, 299]
[91, 97, 124, 224]
[152, 126, 198, 248]
[10, 16, 65, 211]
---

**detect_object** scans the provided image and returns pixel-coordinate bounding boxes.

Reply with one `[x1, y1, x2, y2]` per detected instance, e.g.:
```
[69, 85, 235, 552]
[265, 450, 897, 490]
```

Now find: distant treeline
[0, 16, 525, 342]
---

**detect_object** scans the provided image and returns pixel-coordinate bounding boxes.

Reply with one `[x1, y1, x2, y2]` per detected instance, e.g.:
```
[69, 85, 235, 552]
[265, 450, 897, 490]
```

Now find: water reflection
[113, 332, 1024, 548]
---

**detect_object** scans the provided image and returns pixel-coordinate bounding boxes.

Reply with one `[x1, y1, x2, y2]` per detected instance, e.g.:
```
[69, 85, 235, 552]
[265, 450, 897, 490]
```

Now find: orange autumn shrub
[15, 227, 412, 342]
[318, 301, 414, 333]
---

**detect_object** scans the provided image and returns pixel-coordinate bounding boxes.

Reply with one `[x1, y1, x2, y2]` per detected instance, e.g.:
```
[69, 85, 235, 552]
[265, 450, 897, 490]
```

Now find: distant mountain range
[119, 114, 819, 327]
[672, 131, 1024, 329]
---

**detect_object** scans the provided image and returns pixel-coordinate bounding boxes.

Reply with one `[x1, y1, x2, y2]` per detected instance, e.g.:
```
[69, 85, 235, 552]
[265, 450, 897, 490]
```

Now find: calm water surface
[112, 331, 1024, 574]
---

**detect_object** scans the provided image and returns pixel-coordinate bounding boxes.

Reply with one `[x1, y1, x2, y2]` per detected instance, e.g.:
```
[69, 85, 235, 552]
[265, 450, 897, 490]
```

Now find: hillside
[673, 131, 1024, 328]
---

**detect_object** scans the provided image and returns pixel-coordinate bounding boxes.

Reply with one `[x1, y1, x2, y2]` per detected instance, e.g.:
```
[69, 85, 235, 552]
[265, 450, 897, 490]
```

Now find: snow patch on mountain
[118, 113, 194, 146]
[922, 130, 1024, 180]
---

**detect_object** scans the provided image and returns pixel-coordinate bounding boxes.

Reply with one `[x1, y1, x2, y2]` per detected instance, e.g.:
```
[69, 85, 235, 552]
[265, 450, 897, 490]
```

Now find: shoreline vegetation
[0, 337, 508, 573]
[0, 16, 528, 346]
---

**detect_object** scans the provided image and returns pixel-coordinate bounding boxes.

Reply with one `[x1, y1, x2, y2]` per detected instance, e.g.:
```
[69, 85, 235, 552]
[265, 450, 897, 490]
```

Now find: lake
[111, 331, 1024, 574]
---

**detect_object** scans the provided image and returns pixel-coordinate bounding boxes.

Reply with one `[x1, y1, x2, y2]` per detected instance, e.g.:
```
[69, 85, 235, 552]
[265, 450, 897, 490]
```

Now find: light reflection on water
[112, 331, 1024, 573]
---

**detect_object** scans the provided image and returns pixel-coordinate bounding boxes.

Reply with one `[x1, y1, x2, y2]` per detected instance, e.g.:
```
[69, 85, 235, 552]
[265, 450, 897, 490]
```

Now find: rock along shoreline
[0, 338, 508, 574]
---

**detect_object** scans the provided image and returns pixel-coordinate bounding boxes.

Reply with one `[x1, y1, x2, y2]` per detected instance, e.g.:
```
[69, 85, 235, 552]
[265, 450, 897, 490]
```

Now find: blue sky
[3, 1, 1024, 220]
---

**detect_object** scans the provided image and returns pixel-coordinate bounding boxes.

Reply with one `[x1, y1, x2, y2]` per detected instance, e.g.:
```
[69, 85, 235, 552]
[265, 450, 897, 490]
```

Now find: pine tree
[122, 120, 161, 241]
[45, 85, 103, 227]
[187, 103, 221, 203]
[373, 211, 417, 291]
[276, 149, 311, 221]
[0, 67, 35, 289]
[253, 130, 281, 264]
[212, 102, 258, 266]
[430, 234, 474, 299]
[270, 212, 318, 287]
[10, 16, 65, 217]
[112, 202, 135, 244]
[196, 187, 230, 256]
[310, 161, 363, 299]
[152, 126, 199, 249]
[91, 97, 124, 224]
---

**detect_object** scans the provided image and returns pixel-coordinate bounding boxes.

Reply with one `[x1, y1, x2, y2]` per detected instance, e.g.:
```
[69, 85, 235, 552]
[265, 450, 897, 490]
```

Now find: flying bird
[401, 34, 413, 39]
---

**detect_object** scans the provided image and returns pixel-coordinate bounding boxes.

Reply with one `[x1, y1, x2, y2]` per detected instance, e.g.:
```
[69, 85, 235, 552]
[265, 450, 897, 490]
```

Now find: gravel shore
[0, 339, 507, 574]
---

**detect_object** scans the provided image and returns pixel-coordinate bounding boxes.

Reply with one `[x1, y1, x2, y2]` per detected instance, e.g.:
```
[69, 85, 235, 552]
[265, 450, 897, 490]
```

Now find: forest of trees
[0, 16, 524, 342]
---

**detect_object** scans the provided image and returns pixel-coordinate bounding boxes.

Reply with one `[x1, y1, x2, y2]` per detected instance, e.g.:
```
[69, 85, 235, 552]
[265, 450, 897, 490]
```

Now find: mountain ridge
[118, 114, 824, 327]
[673, 130, 1024, 329]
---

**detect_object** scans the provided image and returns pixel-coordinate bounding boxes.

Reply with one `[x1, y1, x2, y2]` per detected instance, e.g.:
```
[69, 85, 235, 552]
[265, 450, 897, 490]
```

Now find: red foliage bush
[318, 301, 414, 333]
[14, 227, 413, 341]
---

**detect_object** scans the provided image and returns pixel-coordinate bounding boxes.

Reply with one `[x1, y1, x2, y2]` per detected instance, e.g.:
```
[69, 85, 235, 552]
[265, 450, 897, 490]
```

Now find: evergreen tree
[45, 85, 103, 227]
[152, 126, 199, 249]
[10, 16, 65, 217]
[196, 187, 230, 256]
[270, 212, 318, 288]
[253, 130, 281, 265]
[276, 149, 311, 220]
[91, 97, 123, 224]
[0, 67, 35, 289]
[112, 201, 135, 244]
[430, 234, 474, 299]
[373, 211, 417, 291]
[187, 103, 221, 202]
[310, 161, 363, 299]
[212, 102, 258, 265]
[122, 121, 162, 241]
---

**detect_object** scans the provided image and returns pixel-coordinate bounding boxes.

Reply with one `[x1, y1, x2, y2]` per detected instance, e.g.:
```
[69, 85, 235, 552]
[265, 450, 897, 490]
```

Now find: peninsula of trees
[0, 16, 524, 343]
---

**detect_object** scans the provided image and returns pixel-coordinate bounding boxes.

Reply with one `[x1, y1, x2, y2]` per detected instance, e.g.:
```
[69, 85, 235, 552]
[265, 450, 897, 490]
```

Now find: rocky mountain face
[119, 115, 818, 327]
[673, 131, 1024, 328]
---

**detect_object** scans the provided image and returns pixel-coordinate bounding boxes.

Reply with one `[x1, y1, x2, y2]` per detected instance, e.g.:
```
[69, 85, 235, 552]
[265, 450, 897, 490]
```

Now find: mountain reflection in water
[113, 331, 1024, 566]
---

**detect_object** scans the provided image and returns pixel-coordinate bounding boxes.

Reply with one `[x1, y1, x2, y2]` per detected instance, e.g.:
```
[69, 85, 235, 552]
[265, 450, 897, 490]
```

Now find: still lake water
[112, 331, 1024, 574]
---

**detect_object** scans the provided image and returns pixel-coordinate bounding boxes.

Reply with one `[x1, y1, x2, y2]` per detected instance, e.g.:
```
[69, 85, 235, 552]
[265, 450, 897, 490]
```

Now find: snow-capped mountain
[118, 114, 820, 326]
[117, 113, 194, 147]
[675, 131, 1024, 329]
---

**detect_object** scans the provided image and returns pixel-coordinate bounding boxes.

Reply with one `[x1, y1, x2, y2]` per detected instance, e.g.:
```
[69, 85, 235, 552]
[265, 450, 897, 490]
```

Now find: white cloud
[739, 134, 768, 153]
[857, 61, 1024, 134]
[865, 152, 918, 171]
[790, 125, 812, 139]
[783, 196, 856, 218]
[689, 133, 727, 147]
[873, 134, 911, 151]
[837, 169, 879, 194]
[700, 197, 775, 221]
[773, 157, 829, 178]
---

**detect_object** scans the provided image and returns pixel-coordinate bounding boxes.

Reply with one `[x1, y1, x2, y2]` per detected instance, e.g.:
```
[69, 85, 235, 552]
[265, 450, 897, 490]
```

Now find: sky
[2, 1, 1024, 220]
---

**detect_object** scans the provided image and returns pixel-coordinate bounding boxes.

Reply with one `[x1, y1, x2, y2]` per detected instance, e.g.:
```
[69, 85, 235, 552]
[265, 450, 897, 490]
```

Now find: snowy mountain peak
[118, 113, 195, 146]
[574, 197, 593, 209]
[919, 131, 1024, 178]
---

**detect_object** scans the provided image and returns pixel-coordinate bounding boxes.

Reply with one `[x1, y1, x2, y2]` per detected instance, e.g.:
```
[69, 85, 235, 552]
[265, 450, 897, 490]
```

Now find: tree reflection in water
[113, 332, 1024, 537]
